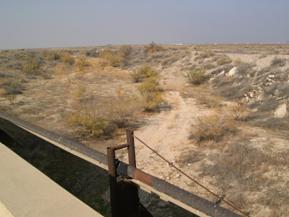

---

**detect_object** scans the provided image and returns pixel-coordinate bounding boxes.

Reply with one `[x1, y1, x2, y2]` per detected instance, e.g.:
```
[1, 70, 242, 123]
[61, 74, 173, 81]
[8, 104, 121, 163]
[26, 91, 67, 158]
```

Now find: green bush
[138, 77, 163, 111]
[131, 66, 157, 82]
[187, 68, 207, 85]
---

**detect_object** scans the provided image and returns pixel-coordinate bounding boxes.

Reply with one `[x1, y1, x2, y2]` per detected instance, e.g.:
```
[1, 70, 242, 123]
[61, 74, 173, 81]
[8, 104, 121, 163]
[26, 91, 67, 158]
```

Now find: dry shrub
[1, 79, 24, 95]
[271, 57, 287, 67]
[191, 114, 237, 142]
[108, 95, 144, 128]
[195, 50, 215, 60]
[72, 84, 87, 100]
[183, 86, 223, 108]
[53, 63, 69, 75]
[236, 62, 255, 74]
[187, 68, 207, 85]
[144, 42, 164, 53]
[99, 49, 124, 67]
[67, 111, 113, 138]
[0, 88, 6, 97]
[138, 77, 164, 112]
[22, 57, 41, 74]
[203, 62, 216, 70]
[131, 65, 157, 82]
[197, 93, 222, 108]
[230, 103, 250, 121]
[46, 51, 61, 61]
[119, 45, 132, 58]
[216, 55, 232, 66]
[76, 56, 90, 71]
[67, 94, 143, 138]
[61, 52, 75, 65]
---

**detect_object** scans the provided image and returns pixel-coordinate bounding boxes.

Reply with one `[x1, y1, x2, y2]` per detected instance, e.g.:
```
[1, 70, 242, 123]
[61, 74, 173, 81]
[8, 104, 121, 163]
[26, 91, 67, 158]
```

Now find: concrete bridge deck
[0, 142, 102, 217]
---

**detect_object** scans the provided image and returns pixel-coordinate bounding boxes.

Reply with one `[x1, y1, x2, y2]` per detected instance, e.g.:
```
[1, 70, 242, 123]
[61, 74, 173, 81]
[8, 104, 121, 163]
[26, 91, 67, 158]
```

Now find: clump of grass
[108, 95, 144, 128]
[67, 111, 113, 138]
[2, 79, 24, 95]
[195, 50, 215, 60]
[236, 62, 255, 74]
[119, 45, 132, 58]
[186, 68, 207, 85]
[216, 55, 232, 65]
[0, 88, 7, 97]
[61, 52, 75, 65]
[47, 51, 61, 61]
[138, 77, 164, 112]
[76, 56, 90, 71]
[22, 57, 41, 74]
[191, 114, 237, 142]
[99, 49, 124, 67]
[231, 103, 250, 121]
[131, 66, 157, 82]
[203, 62, 216, 70]
[271, 57, 287, 67]
[72, 84, 87, 100]
[67, 93, 143, 138]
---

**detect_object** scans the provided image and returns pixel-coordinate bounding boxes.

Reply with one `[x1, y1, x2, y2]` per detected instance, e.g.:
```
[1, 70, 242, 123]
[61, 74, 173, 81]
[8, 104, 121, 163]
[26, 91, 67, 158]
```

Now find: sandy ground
[123, 57, 218, 200]
[121, 52, 289, 216]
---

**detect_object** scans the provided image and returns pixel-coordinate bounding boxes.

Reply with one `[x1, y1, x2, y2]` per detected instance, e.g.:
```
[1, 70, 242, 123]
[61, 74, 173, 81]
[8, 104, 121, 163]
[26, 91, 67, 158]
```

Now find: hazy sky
[1, 0, 289, 49]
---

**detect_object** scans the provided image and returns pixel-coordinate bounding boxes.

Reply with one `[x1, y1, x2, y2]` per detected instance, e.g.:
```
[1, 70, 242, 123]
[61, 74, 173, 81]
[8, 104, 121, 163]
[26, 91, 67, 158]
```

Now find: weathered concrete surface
[0, 201, 14, 217]
[0, 143, 102, 217]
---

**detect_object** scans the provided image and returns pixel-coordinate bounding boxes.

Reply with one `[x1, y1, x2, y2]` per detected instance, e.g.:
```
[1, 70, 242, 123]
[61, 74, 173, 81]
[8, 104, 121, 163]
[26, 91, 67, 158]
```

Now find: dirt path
[132, 59, 205, 181]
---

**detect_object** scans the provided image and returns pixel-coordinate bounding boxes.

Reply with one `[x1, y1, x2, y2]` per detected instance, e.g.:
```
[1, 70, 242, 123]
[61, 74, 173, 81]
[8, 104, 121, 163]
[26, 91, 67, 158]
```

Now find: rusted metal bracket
[107, 129, 142, 217]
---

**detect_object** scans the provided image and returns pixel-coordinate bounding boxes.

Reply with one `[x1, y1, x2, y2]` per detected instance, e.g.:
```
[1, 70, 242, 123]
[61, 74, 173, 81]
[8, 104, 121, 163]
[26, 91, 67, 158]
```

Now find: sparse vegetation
[61, 52, 75, 65]
[76, 56, 90, 71]
[47, 51, 61, 61]
[216, 55, 232, 65]
[67, 95, 142, 138]
[138, 77, 164, 111]
[195, 50, 215, 60]
[99, 49, 124, 67]
[22, 57, 41, 74]
[3, 80, 24, 95]
[186, 68, 207, 85]
[144, 42, 164, 53]
[236, 62, 255, 74]
[191, 113, 237, 143]
[231, 103, 250, 121]
[271, 57, 287, 67]
[131, 65, 158, 82]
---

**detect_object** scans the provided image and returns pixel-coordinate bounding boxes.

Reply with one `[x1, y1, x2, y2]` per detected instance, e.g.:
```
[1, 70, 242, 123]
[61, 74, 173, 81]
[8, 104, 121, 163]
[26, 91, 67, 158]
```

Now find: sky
[0, 0, 289, 49]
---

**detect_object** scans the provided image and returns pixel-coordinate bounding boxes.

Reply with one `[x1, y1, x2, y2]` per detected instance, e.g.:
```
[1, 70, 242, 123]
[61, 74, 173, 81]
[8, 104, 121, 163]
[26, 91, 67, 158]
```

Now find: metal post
[126, 130, 136, 167]
[107, 147, 119, 217]
[107, 132, 140, 217]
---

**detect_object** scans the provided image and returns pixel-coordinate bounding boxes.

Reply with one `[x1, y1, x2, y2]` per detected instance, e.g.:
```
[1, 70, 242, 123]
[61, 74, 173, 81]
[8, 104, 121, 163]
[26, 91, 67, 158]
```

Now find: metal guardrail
[0, 113, 243, 217]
